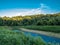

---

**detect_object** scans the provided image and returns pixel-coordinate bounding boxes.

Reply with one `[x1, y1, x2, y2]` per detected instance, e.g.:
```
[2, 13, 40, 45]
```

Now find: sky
[0, 0, 60, 17]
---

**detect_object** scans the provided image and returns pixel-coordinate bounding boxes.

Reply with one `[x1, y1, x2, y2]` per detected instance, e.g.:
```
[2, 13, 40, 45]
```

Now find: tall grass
[0, 26, 46, 45]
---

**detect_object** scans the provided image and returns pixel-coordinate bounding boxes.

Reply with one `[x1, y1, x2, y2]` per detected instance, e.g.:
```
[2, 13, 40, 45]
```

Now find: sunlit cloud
[0, 3, 58, 17]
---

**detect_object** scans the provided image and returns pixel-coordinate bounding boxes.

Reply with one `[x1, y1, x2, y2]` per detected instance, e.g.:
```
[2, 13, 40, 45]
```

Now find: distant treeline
[0, 13, 60, 26]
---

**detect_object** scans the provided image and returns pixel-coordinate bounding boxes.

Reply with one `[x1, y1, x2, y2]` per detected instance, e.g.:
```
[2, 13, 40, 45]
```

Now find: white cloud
[0, 3, 57, 17]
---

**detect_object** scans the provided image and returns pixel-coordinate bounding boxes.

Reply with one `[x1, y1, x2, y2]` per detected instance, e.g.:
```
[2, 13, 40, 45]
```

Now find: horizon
[0, 0, 60, 17]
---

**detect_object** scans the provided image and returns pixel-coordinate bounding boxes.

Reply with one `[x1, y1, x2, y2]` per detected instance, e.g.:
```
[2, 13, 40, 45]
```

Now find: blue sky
[0, 0, 60, 17]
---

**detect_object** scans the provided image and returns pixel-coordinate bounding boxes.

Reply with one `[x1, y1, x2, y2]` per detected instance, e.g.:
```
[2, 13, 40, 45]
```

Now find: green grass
[0, 26, 60, 45]
[21, 26, 60, 33]
[0, 26, 47, 45]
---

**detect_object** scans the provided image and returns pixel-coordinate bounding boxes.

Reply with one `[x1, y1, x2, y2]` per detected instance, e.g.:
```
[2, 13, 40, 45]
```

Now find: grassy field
[21, 26, 60, 33]
[0, 26, 47, 45]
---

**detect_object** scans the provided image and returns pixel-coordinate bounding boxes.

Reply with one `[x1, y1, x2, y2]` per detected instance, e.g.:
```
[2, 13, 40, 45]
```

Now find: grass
[0, 26, 60, 45]
[21, 26, 60, 33]
[0, 26, 47, 45]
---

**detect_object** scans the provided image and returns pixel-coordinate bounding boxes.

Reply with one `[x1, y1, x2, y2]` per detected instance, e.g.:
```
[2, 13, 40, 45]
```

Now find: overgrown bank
[0, 26, 60, 45]
[0, 26, 46, 45]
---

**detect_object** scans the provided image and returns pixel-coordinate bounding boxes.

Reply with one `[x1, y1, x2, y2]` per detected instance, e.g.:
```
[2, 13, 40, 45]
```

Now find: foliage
[0, 13, 60, 26]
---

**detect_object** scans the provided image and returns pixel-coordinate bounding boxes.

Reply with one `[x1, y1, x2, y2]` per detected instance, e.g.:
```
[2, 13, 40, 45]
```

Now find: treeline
[0, 13, 60, 26]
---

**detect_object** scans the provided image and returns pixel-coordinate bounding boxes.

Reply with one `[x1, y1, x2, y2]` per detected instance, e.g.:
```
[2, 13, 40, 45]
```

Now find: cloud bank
[0, 3, 58, 17]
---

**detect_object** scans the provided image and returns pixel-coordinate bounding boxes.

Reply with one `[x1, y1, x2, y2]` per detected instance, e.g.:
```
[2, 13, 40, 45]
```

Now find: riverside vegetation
[0, 26, 60, 45]
[0, 26, 50, 45]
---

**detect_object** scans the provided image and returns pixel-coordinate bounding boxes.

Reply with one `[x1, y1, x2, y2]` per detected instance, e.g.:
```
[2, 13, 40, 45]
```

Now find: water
[14, 30, 60, 44]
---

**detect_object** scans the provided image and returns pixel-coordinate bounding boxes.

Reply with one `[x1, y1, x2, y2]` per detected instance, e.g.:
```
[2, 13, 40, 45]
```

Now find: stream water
[14, 30, 60, 44]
